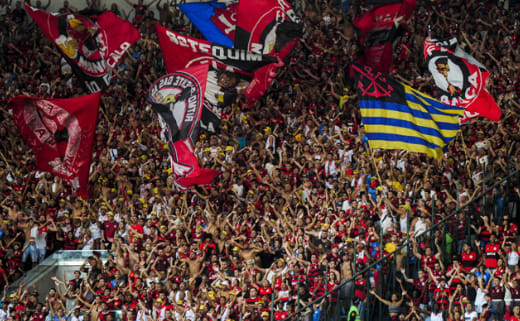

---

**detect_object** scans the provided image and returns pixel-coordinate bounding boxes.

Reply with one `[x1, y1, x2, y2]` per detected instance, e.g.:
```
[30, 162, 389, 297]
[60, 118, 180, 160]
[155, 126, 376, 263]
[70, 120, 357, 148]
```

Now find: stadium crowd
[1, 0, 520, 320]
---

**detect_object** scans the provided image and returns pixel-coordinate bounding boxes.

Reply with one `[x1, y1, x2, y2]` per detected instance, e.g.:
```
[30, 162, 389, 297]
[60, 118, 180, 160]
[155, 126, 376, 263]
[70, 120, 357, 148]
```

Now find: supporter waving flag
[155, 24, 278, 133]
[24, 4, 140, 93]
[353, 0, 416, 74]
[424, 36, 501, 123]
[178, 1, 237, 47]
[9, 93, 101, 198]
[148, 64, 217, 190]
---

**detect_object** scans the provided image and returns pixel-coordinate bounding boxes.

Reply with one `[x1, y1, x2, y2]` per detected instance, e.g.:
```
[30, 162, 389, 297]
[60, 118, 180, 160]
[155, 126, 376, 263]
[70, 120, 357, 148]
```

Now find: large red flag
[148, 64, 217, 190]
[353, 0, 416, 73]
[25, 4, 140, 93]
[424, 36, 501, 123]
[9, 93, 101, 197]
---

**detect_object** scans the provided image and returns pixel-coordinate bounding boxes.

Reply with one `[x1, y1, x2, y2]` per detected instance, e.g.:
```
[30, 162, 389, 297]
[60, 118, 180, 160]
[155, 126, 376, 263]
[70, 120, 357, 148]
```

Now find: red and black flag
[25, 4, 140, 93]
[424, 36, 501, 123]
[148, 64, 217, 190]
[233, 0, 303, 102]
[353, 0, 416, 74]
[170, 140, 218, 191]
[234, 0, 303, 56]
[9, 93, 101, 198]
[155, 24, 278, 133]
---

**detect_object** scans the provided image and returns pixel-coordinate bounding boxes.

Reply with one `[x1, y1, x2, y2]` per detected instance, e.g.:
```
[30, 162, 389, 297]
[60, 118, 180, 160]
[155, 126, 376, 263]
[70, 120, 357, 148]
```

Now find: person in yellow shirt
[384, 232, 404, 270]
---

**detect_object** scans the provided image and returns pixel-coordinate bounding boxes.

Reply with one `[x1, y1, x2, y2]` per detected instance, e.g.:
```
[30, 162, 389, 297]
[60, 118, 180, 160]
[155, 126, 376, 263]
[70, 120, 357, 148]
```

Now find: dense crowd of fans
[1, 0, 520, 320]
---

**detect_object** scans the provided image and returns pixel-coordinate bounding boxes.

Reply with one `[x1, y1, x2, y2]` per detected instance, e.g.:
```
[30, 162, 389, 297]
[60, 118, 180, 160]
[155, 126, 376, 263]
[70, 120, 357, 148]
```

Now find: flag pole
[367, 144, 394, 218]
[0, 150, 9, 165]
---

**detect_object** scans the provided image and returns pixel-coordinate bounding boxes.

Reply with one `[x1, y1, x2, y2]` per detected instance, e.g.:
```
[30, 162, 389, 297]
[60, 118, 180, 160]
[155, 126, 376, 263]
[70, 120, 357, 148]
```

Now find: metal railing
[278, 165, 520, 321]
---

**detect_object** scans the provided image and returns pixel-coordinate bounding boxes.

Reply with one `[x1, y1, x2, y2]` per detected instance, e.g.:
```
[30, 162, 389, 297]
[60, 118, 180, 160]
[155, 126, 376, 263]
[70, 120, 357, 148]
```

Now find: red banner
[233, 0, 302, 103]
[147, 64, 216, 190]
[155, 24, 276, 75]
[424, 37, 501, 123]
[25, 4, 140, 93]
[234, 0, 302, 55]
[353, 0, 416, 73]
[9, 93, 101, 198]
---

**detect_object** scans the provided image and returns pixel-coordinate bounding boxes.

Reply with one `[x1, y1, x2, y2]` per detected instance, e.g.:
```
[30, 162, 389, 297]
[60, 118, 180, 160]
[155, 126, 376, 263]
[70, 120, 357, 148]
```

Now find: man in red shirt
[461, 243, 479, 272]
[485, 235, 501, 269]
[509, 305, 520, 321]
[129, 216, 144, 243]
[102, 212, 118, 246]
[412, 237, 442, 271]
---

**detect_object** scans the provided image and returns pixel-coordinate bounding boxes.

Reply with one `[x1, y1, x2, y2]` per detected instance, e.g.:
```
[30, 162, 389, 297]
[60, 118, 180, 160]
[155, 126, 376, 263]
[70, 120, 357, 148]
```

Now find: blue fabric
[178, 2, 234, 47]
[312, 308, 321, 321]
[237, 136, 247, 150]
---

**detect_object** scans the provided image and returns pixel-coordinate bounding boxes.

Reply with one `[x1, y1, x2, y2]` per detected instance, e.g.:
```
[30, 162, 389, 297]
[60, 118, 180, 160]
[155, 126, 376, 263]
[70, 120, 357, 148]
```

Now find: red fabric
[235, 0, 300, 53]
[171, 140, 218, 190]
[25, 4, 140, 92]
[232, 0, 302, 102]
[210, 2, 238, 41]
[9, 93, 101, 198]
[461, 251, 478, 271]
[485, 243, 501, 269]
[353, 0, 416, 73]
[148, 64, 209, 150]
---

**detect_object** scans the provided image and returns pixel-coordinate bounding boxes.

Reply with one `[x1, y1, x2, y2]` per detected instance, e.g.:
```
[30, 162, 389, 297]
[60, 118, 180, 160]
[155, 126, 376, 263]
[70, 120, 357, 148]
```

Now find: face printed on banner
[432, 57, 464, 97]
[424, 36, 500, 122]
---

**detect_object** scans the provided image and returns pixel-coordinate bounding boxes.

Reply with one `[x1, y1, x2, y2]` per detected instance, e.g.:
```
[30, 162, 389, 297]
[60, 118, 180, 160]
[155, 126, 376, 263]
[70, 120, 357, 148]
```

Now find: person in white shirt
[22, 219, 39, 265]
[69, 307, 84, 321]
[464, 303, 478, 321]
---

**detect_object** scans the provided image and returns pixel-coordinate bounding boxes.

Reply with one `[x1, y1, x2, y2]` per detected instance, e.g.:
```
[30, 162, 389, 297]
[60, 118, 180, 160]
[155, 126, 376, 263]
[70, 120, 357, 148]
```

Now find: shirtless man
[180, 246, 208, 281]
[340, 251, 355, 299]
[229, 237, 264, 262]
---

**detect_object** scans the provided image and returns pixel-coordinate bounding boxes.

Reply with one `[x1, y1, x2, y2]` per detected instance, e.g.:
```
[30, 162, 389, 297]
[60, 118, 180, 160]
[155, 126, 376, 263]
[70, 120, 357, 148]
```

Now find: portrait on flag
[424, 36, 501, 123]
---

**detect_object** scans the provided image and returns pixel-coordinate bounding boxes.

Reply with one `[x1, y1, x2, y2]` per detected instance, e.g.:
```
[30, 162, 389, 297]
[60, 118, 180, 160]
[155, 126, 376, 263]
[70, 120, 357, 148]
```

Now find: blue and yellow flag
[351, 63, 465, 159]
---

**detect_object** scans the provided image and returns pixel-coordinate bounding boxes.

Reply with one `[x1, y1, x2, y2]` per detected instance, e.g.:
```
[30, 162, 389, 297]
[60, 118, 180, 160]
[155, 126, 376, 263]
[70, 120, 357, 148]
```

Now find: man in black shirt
[124, 0, 159, 23]
[12, 1, 26, 23]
